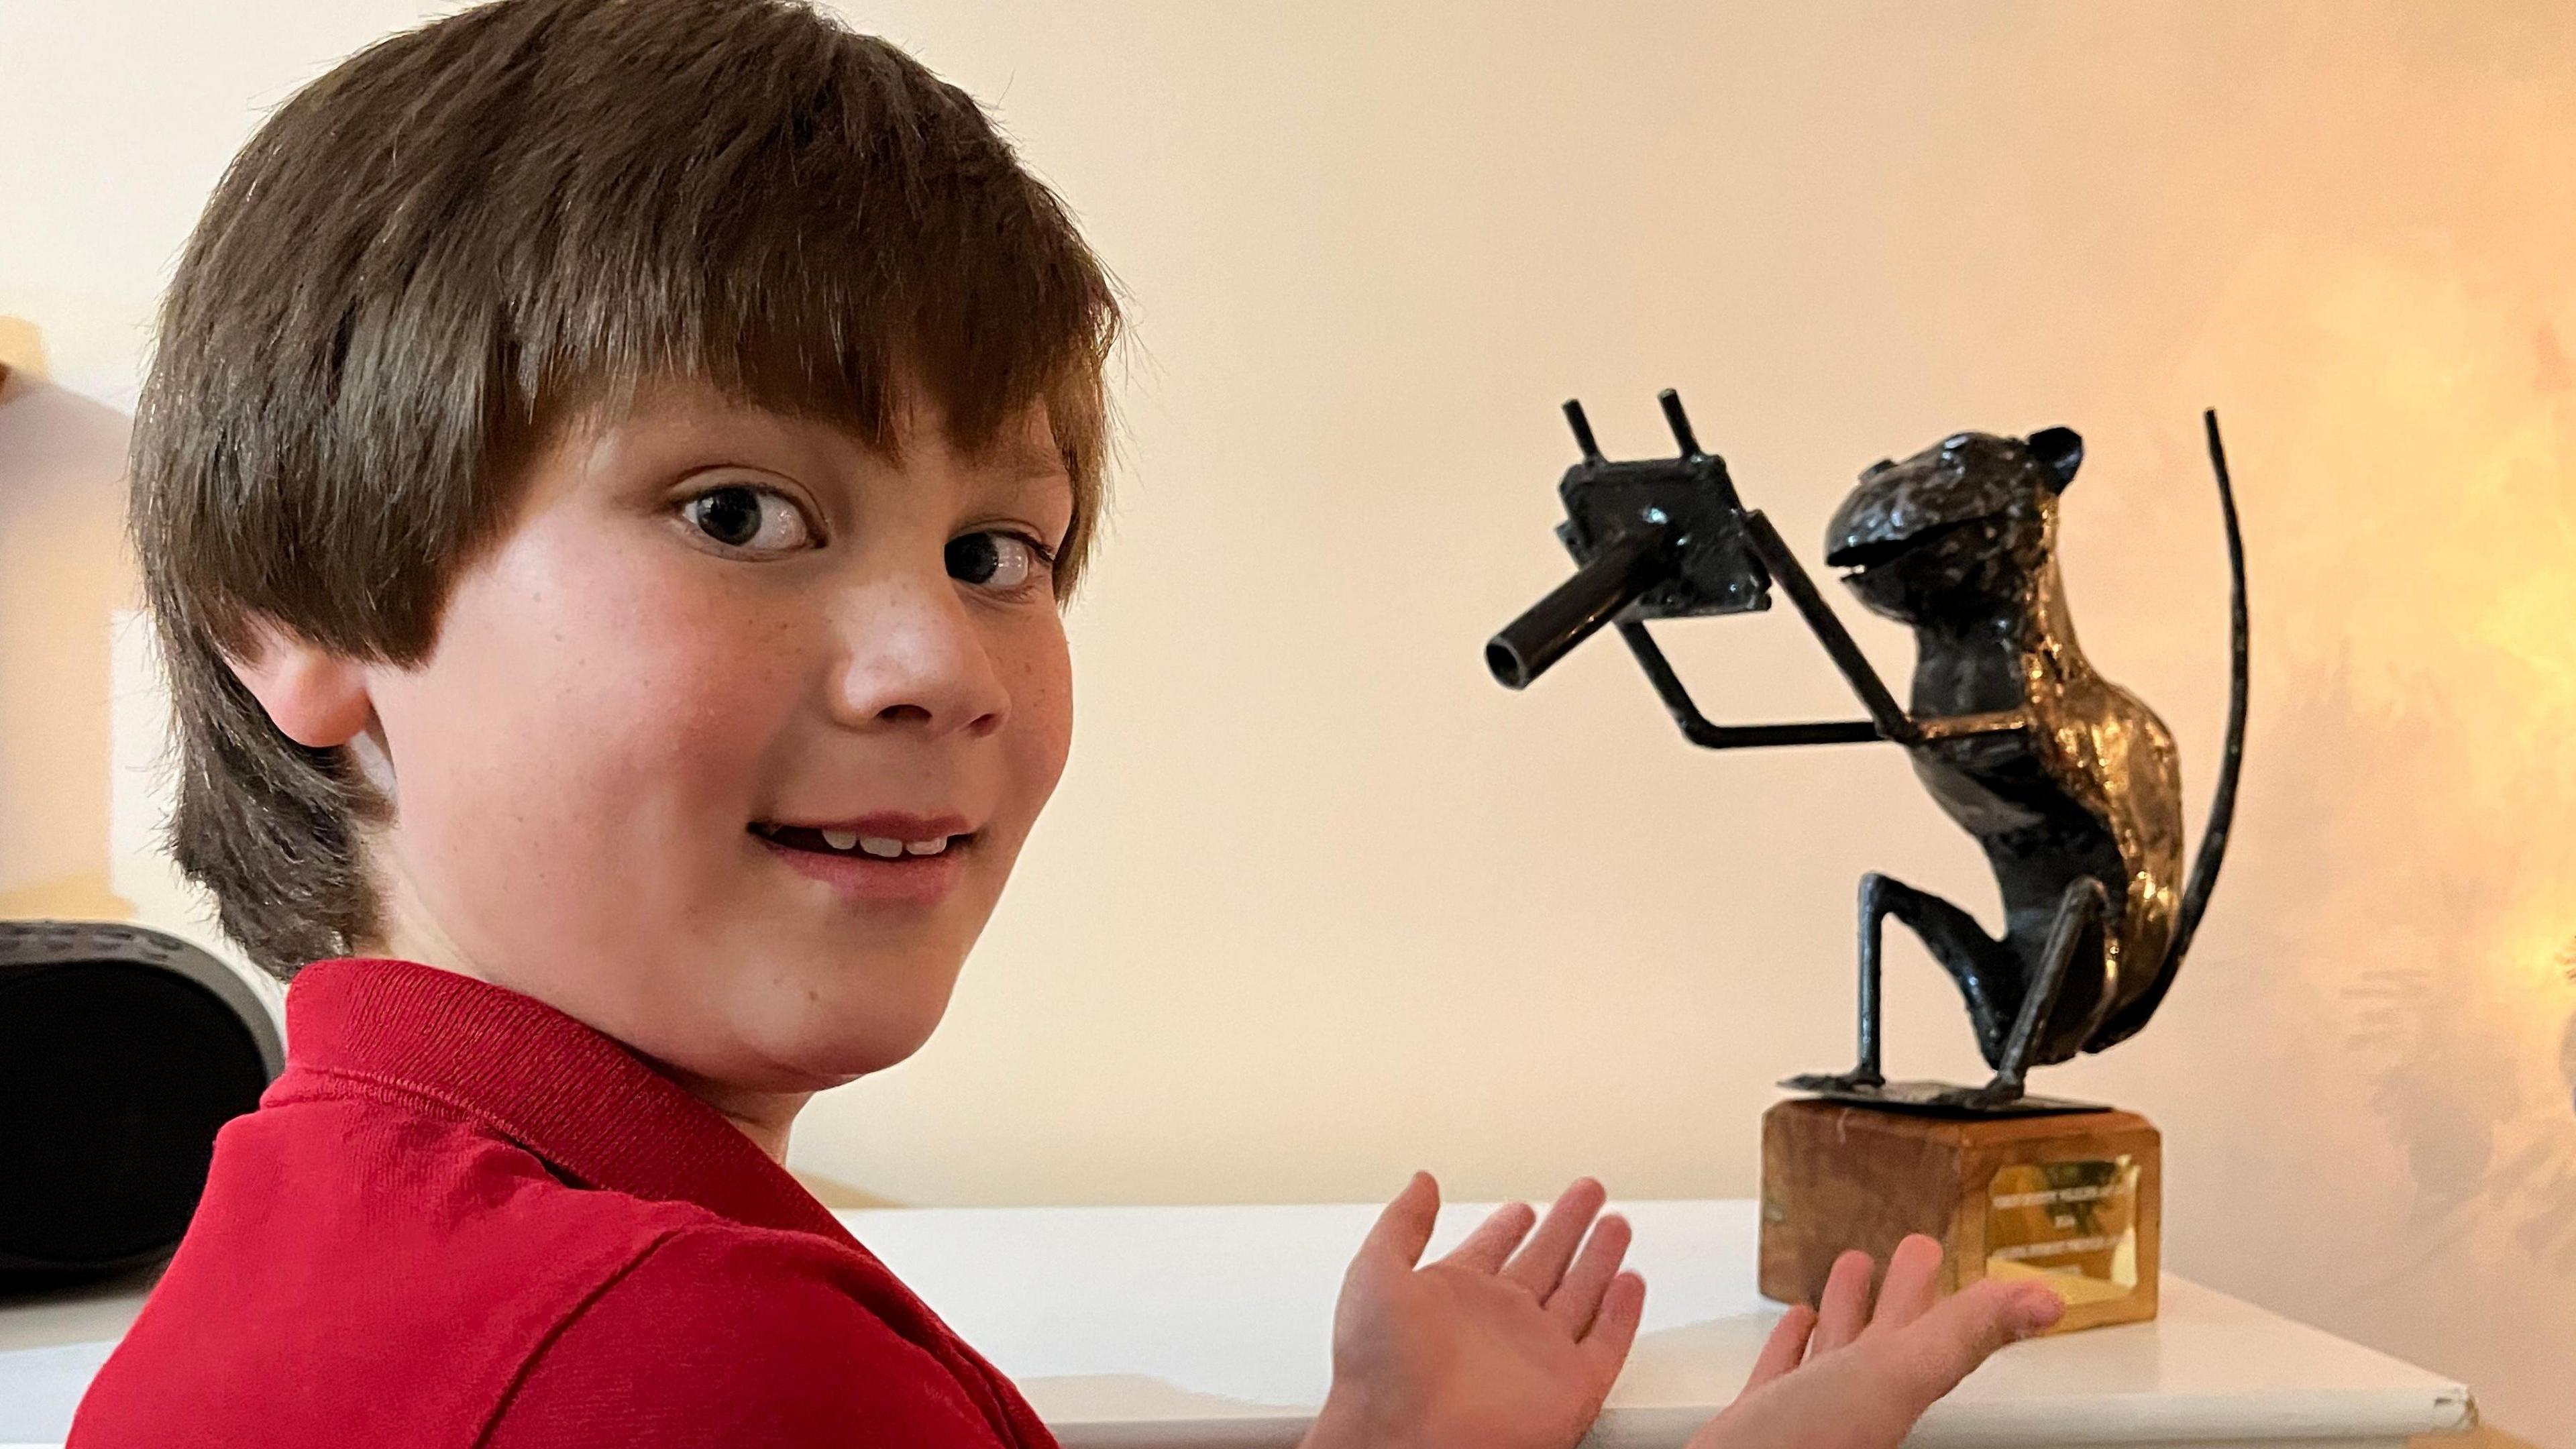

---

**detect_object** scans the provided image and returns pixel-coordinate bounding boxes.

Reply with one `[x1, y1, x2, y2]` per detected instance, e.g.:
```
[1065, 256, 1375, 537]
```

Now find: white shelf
[0, 1199, 2473, 1449]
[841, 1199, 2474, 1449]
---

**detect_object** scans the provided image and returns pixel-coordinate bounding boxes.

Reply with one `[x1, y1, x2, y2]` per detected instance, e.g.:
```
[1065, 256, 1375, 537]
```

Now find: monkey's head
[1823, 427, 2082, 625]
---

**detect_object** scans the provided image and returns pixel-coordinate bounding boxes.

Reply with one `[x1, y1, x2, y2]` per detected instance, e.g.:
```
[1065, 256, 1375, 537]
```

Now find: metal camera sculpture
[1489, 392, 2246, 1112]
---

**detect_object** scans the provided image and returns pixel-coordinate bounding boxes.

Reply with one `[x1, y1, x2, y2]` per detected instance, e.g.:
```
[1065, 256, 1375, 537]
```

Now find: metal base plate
[1778, 1075, 2108, 1118]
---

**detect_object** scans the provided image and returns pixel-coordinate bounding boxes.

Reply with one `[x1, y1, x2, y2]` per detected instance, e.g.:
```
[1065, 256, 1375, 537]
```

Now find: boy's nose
[824, 577, 1011, 740]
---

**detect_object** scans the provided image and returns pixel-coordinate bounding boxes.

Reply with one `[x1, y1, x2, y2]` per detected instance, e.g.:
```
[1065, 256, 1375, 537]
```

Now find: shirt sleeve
[481, 1223, 1010, 1448]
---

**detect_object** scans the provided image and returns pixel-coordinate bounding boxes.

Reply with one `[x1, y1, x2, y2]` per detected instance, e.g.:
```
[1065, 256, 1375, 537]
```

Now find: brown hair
[133, 0, 1121, 981]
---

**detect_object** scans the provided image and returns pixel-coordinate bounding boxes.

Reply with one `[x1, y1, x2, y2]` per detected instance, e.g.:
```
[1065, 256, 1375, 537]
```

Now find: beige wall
[5, 1, 2574, 1440]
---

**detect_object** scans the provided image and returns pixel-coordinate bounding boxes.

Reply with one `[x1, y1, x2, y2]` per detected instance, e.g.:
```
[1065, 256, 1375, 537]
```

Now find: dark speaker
[1, 920, 282, 1284]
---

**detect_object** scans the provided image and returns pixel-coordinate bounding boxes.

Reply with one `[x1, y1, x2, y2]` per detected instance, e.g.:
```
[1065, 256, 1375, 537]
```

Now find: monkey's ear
[1864, 458, 1896, 477]
[2027, 427, 2083, 491]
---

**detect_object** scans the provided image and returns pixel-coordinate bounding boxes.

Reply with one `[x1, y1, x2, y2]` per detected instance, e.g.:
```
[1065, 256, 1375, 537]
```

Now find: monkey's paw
[1964, 1079, 2028, 1110]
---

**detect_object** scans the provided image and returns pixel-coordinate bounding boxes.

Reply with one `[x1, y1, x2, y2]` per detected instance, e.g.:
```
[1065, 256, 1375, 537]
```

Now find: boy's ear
[229, 621, 374, 749]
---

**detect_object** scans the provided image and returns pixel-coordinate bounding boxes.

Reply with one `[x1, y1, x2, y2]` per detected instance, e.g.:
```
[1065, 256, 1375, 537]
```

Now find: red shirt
[70, 957, 1054, 1449]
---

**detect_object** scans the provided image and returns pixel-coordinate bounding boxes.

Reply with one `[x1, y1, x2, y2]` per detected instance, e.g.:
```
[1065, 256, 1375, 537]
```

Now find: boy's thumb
[1888, 1279, 2062, 1409]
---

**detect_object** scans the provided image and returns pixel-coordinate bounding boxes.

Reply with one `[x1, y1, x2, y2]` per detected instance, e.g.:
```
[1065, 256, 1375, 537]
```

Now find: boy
[70, 0, 2061, 1444]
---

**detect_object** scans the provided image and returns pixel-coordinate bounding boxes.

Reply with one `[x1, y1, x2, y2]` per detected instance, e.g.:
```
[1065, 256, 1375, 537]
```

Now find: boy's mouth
[747, 812, 980, 906]
[751, 822, 975, 859]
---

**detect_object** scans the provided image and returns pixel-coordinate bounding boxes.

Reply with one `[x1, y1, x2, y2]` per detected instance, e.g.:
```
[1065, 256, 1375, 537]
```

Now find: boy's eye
[946, 531, 1050, 592]
[683, 485, 815, 553]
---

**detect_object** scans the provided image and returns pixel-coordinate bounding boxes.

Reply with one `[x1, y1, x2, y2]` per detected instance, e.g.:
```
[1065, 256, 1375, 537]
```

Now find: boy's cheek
[370, 527, 1065, 1079]
[369, 540, 790, 915]
[1008, 614, 1076, 777]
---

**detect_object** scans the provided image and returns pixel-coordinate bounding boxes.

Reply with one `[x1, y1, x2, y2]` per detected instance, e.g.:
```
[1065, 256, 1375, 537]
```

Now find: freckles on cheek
[616, 596, 826, 816]
[1010, 631, 1075, 792]
[484, 533, 794, 808]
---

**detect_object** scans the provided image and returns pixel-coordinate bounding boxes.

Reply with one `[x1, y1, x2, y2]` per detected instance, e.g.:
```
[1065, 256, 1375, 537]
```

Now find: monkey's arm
[1614, 509, 2029, 753]
[1739, 511, 1924, 745]
[1912, 710, 2032, 741]
[1614, 508, 1920, 753]
[1737, 511, 1919, 743]
[1616, 620, 1884, 749]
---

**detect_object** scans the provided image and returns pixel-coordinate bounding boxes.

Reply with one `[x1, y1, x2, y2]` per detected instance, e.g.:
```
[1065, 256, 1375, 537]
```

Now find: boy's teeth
[770, 824, 960, 859]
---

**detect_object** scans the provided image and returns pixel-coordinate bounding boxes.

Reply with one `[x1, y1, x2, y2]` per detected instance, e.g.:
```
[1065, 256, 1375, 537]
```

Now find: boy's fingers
[1545, 1211, 1632, 1334]
[1579, 1270, 1648, 1379]
[1886, 1279, 2063, 1409]
[1809, 1248, 1876, 1354]
[1744, 1303, 1819, 1391]
[1503, 1177, 1608, 1301]
[1354, 1171, 1441, 1277]
[1864, 1234, 1943, 1336]
[1440, 1199, 1539, 1275]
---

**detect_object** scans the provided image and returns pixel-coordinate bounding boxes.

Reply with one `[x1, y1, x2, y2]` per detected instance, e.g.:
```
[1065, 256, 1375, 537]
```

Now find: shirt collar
[276, 957, 857, 1247]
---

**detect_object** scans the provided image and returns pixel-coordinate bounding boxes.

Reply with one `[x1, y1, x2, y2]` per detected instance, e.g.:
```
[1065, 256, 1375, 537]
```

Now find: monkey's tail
[2089, 409, 2247, 1051]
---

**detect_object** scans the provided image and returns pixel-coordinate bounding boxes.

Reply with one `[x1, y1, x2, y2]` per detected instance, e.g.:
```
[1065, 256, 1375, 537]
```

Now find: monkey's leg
[1971, 878, 2112, 1107]
[1788, 873, 2010, 1092]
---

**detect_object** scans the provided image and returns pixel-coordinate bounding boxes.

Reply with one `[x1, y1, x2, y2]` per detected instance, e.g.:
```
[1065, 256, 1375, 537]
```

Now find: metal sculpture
[1488, 393, 2247, 1112]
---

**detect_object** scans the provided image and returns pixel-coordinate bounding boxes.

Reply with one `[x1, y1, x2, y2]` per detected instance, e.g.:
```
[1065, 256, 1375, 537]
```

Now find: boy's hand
[1303, 1172, 1645, 1449]
[1686, 1235, 2065, 1449]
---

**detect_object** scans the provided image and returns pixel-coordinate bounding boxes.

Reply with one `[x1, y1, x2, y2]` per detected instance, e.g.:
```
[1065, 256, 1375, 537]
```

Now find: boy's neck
[647, 1061, 808, 1163]
[362, 873, 809, 1165]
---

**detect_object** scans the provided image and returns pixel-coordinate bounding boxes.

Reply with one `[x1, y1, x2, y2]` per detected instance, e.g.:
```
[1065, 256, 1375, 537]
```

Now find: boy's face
[358, 380, 1075, 1097]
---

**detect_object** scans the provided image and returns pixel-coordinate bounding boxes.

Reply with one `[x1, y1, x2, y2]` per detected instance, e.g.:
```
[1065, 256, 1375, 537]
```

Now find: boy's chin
[712, 975, 957, 1087]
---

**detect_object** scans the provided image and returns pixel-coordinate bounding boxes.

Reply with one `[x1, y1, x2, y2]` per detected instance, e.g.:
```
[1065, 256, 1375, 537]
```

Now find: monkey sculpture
[1488, 398, 2247, 1109]
[1784, 424, 2247, 1106]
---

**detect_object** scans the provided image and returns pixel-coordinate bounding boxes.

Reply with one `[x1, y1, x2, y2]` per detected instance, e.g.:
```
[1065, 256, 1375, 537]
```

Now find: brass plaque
[1984, 1157, 2139, 1307]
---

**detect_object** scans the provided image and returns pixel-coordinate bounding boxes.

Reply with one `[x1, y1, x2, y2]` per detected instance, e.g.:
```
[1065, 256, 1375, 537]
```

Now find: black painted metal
[1485, 392, 1772, 694]
[1614, 623, 1881, 750]
[1488, 395, 2251, 1112]
[1486, 526, 1675, 690]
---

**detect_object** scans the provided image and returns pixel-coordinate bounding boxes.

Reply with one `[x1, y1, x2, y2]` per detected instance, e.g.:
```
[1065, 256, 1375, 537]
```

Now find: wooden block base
[1758, 1097, 2160, 1334]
